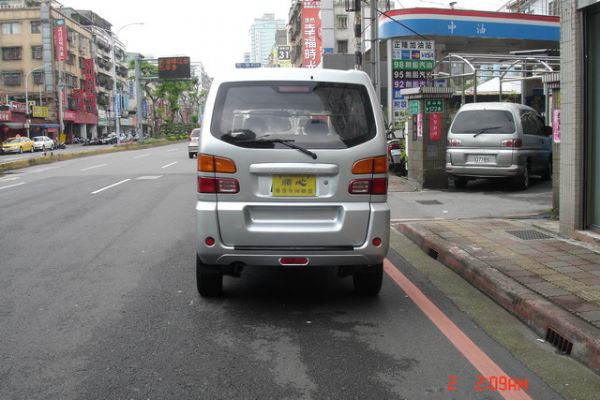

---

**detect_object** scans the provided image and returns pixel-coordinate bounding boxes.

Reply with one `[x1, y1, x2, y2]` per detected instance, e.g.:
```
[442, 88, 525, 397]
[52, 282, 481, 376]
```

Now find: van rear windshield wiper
[473, 126, 502, 137]
[234, 136, 317, 160]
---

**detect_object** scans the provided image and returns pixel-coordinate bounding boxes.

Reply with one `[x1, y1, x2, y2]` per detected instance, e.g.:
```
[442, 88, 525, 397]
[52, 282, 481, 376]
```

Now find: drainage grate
[416, 200, 442, 205]
[545, 328, 573, 355]
[427, 248, 439, 260]
[506, 230, 553, 240]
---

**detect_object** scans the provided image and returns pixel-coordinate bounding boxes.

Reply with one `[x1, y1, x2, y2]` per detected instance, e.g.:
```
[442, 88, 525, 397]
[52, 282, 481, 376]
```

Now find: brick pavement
[394, 218, 600, 374]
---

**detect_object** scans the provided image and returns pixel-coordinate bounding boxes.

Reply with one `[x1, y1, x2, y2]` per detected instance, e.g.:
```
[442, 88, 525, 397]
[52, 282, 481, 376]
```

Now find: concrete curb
[394, 222, 600, 375]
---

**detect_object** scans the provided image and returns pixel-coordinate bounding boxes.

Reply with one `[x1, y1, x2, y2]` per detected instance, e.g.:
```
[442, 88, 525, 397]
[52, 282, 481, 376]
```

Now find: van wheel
[516, 161, 530, 190]
[353, 263, 383, 296]
[189, 152, 194, 159]
[196, 257, 223, 297]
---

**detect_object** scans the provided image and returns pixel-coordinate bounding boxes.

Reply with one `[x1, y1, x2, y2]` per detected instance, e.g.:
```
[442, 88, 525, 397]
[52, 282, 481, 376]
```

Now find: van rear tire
[452, 176, 468, 189]
[353, 264, 383, 296]
[196, 257, 223, 297]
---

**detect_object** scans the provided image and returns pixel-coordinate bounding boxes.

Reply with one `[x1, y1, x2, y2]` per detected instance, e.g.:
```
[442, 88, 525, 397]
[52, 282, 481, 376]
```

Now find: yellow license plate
[272, 175, 316, 197]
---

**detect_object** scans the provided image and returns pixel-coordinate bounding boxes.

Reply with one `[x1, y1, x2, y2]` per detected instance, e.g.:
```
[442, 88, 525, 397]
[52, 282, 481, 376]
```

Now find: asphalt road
[0, 143, 570, 399]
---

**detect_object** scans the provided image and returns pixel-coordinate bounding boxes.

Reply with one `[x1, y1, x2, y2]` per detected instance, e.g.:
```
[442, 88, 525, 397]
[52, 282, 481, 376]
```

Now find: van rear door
[448, 109, 517, 168]
[205, 80, 384, 248]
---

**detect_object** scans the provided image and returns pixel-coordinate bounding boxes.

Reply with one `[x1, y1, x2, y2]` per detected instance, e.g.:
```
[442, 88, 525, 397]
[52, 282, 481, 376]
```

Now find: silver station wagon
[195, 68, 390, 296]
[446, 102, 552, 189]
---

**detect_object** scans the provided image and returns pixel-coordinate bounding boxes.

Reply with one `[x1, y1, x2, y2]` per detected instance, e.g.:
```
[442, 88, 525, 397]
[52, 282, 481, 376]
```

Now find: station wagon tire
[541, 159, 552, 181]
[516, 161, 530, 190]
[353, 263, 383, 296]
[453, 176, 468, 189]
[196, 256, 223, 297]
[19, 148, 23, 154]
[189, 152, 194, 159]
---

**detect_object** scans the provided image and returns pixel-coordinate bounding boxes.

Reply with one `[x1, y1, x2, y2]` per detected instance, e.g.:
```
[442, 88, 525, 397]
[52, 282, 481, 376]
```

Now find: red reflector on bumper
[279, 257, 309, 266]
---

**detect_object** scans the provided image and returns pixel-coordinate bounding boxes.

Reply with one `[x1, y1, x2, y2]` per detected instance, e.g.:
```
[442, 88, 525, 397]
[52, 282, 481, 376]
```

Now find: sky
[67, 0, 509, 78]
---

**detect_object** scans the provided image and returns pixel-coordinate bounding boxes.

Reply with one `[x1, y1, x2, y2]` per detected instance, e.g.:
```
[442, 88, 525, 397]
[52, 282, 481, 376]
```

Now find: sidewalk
[393, 216, 600, 374]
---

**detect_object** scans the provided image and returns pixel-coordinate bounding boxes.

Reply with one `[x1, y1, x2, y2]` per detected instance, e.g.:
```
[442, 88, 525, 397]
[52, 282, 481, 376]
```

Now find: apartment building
[0, 0, 95, 143]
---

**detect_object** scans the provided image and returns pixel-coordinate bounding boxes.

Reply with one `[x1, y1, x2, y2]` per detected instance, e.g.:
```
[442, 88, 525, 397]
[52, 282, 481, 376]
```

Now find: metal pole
[354, 0, 362, 69]
[370, 0, 379, 99]
[135, 56, 143, 136]
[58, 60, 64, 145]
[110, 36, 120, 143]
[25, 72, 30, 138]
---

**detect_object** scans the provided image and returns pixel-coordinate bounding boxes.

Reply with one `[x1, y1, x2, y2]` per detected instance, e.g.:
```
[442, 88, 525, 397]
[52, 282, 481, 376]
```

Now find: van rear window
[451, 110, 515, 134]
[210, 81, 376, 149]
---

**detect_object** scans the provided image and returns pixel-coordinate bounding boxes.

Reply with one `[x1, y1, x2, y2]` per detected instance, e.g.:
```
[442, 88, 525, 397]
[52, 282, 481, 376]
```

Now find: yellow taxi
[1, 136, 35, 154]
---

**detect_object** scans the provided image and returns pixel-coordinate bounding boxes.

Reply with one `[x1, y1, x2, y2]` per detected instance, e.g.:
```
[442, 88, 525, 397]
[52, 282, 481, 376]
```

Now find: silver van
[195, 68, 390, 297]
[446, 102, 552, 189]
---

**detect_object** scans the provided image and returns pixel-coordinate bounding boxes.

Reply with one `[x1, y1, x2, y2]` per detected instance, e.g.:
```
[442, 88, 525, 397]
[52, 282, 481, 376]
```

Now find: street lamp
[25, 66, 44, 138]
[92, 23, 143, 143]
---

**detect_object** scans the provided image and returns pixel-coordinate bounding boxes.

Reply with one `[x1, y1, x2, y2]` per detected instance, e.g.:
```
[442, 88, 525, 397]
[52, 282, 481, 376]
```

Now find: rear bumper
[446, 163, 523, 178]
[188, 144, 199, 152]
[196, 201, 390, 267]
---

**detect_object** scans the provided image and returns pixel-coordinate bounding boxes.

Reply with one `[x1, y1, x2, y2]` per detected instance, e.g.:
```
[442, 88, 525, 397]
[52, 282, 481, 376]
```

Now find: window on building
[337, 40, 348, 54]
[32, 71, 44, 85]
[2, 22, 21, 35]
[66, 52, 75, 65]
[3, 72, 22, 86]
[31, 45, 42, 60]
[336, 15, 348, 29]
[2, 47, 22, 61]
[30, 21, 41, 34]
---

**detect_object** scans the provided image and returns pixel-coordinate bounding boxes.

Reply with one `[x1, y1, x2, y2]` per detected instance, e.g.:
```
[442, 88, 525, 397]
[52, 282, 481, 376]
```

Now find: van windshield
[210, 81, 376, 149]
[451, 110, 515, 134]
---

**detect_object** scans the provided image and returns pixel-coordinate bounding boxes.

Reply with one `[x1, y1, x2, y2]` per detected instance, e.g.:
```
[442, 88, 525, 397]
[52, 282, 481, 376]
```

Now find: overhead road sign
[158, 57, 191, 79]
[235, 63, 262, 68]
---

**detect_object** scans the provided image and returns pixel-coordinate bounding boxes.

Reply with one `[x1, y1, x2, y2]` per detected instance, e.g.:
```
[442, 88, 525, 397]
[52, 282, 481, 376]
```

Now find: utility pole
[134, 56, 143, 135]
[351, 0, 362, 69]
[370, 0, 380, 100]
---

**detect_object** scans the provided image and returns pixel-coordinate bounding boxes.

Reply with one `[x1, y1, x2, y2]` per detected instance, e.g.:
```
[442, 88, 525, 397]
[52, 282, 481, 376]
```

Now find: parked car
[195, 68, 390, 297]
[1, 136, 34, 154]
[31, 135, 55, 151]
[188, 128, 200, 158]
[446, 102, 552, 190]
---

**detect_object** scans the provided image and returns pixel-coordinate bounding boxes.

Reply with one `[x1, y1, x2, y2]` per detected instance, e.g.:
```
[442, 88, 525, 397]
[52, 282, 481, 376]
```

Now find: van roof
[212, 68, 372, 87]
[457, 102, 535, 112]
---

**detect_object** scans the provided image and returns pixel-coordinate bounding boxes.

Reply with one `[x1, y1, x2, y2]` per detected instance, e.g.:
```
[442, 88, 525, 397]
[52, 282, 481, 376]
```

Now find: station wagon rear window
[211, 81, 376, 149]
[451, 110, 516, 134]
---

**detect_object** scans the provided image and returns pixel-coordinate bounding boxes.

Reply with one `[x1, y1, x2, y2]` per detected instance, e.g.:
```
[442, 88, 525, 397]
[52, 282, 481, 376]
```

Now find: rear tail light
[387, 143, 400, 151]
[198, 154, 237, 173]
[372, 237, 382, 247]
[198, 177, 239, 193]
[348, 177, 388, 195]
[352, 155, 388, 174]
[349, 156, 388, 195]
[502, 138, 522, 148]
[205, 236, 216, 246]
[447, 139, 461, 147]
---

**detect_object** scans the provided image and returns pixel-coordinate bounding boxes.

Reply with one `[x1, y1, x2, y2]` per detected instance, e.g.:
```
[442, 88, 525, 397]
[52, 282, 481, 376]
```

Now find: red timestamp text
[447, 375, 529, 392]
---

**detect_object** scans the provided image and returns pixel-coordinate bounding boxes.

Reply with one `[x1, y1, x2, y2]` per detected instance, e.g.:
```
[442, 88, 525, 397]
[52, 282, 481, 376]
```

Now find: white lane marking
[80, 163, 108, 172]
[91, 179, 131, 194]
[136, 175, 163, 180]
[30, 164, 68, 173]
[167, 149, 178, 152]
[0, 177, 19, 182]
[161, 161, 178, 169]
[134, 153, 152, 159]
[0, 182, 26, 190]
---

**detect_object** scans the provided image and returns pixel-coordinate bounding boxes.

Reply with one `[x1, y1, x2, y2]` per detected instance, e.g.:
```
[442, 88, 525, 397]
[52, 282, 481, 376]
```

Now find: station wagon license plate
[468, 155, 494, 164]
[272, 175, 316, 197]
